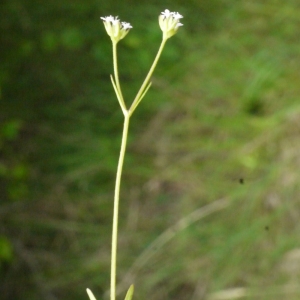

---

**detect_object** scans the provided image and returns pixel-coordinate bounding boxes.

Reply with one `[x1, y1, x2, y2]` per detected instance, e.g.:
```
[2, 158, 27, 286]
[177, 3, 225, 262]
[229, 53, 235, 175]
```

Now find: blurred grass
[1, 0, 300, 300]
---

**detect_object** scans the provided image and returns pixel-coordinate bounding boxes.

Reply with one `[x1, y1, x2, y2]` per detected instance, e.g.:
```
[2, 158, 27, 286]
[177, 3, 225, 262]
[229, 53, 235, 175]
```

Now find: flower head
[159, 9, 183, 39]
[101, 15, 132, 43]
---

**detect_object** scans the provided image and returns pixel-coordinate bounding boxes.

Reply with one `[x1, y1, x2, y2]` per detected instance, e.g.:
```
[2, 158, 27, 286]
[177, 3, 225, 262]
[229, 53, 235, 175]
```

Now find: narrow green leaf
[129, 81, 152, 115]
[110, 74, 127, 114]
[86, 288, 97, 300]
[124, 284, 134, 300]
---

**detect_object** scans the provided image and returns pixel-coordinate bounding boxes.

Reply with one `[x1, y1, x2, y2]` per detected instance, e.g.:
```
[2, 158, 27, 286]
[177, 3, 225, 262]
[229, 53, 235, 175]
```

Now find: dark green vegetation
[1, 0, 300, 299]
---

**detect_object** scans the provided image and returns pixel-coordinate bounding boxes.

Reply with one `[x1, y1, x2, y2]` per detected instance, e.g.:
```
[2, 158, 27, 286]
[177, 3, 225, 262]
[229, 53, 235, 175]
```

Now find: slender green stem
[113, 41, 126, 110]
[111, 112, 130, 300]
[129, 38, 167, 115]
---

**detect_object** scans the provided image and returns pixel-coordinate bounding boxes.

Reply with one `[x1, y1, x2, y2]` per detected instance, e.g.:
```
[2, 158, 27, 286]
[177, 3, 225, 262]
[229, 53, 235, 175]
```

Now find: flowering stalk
[87, 9, 183, 300]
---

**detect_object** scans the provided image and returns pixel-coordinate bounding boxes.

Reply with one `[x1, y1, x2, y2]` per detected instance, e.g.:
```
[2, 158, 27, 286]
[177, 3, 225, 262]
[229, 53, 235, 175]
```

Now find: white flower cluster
[159, 9, 183, 39]
[100, 9, 183, 43]
[100, 15, 132, 43]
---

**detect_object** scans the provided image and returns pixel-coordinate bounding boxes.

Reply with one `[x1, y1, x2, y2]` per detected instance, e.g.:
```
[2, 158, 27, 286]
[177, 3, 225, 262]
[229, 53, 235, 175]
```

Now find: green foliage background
[1, 0, 300, 299]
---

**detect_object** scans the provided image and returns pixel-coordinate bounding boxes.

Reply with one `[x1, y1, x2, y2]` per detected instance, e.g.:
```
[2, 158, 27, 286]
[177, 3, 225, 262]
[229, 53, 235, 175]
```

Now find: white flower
[101, 15, 132, 43]
[159, 9, 183, 39]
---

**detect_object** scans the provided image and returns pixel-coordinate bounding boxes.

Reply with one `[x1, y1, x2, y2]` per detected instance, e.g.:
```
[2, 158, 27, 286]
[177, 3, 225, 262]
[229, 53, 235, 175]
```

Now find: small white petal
[173, 12, 183, 19]
[161, 9, 172, 18]
[112, 19, 120, 25]
[101, 15, 116, 22]
[121, 22, 133, 30]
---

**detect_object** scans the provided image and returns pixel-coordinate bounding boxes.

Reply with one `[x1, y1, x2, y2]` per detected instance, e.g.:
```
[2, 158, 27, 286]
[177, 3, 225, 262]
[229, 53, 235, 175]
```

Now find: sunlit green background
[1, 0, 300, 299]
